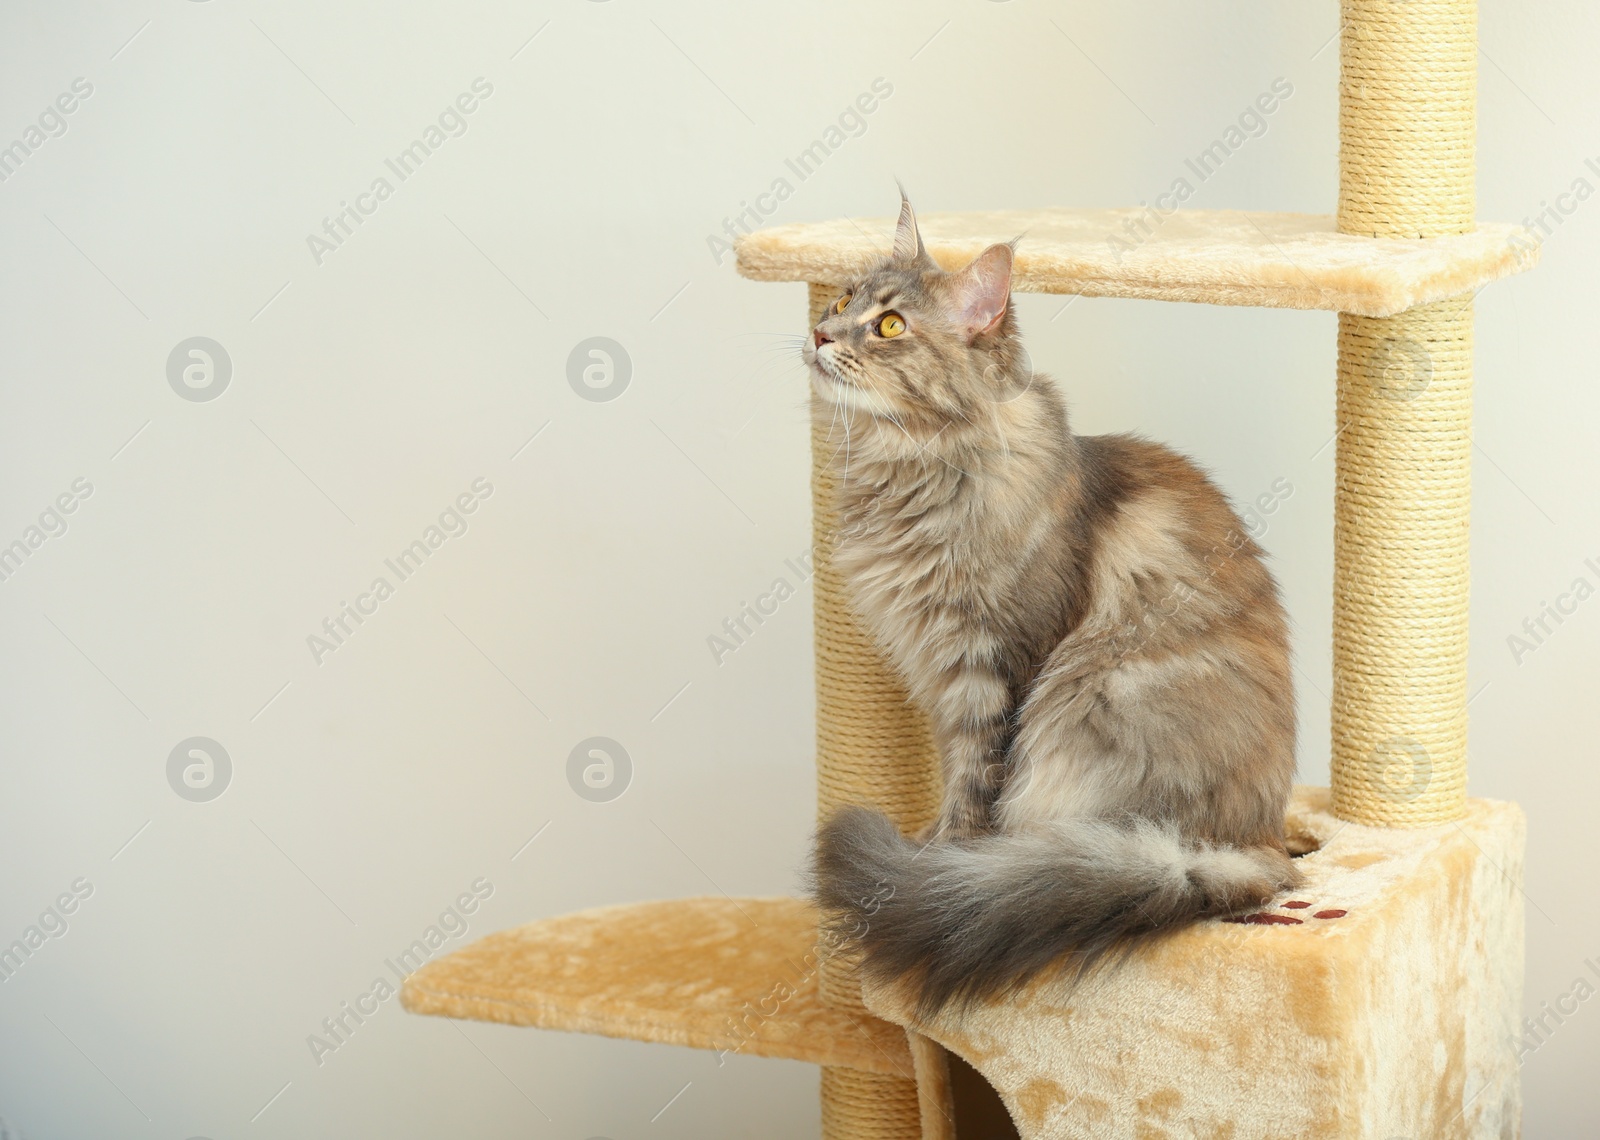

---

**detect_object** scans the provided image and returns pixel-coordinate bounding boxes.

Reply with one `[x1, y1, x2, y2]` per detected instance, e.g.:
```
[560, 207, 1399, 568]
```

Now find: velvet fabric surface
[865, 787, 1526, 1139]
[735, 209, 1537, 318]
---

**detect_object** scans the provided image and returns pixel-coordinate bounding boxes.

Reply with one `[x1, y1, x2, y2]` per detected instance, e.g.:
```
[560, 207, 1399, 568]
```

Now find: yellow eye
[834, 292, 852, 314]
[877, 312, 906, 338]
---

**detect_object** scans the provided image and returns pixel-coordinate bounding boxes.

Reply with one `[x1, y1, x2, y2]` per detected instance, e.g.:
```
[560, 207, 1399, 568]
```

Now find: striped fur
[806, 193, 1299, 1016]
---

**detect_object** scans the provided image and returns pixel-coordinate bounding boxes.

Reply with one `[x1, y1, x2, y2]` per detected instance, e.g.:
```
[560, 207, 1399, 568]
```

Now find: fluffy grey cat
[809, 194, 1300, 1017]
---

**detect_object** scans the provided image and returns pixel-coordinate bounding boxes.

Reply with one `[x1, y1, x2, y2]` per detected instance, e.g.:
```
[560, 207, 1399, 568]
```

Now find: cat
[808, 192, 1301, 1018]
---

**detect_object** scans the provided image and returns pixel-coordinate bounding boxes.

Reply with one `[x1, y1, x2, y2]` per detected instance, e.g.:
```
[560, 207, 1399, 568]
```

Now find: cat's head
[804, 192, 1024, 426]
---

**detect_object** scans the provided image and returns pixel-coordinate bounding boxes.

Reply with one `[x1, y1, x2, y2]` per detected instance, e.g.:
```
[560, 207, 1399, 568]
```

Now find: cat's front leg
[928, 722, 1009, 839]
[925, 668, 1013, 839]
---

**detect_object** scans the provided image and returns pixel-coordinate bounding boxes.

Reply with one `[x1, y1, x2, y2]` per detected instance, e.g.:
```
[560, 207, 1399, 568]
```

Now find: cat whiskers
[841, 402, 853, 482]
[747, 331, 811, 372]
[817, 385, 858, 477]
[818, 397, 847, 459]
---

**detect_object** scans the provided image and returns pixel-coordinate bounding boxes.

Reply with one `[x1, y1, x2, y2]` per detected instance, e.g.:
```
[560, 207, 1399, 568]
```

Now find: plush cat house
[402, 3, 1534, 1135]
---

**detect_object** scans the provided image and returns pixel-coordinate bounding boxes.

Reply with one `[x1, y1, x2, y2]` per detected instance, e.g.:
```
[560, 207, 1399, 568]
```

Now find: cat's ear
[947, 243, 1014, 340]
[892, 187, 932, 266]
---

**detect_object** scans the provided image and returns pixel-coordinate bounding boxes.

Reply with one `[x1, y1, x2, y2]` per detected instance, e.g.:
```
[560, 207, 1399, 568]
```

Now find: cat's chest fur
[831, 460, 1049, 698]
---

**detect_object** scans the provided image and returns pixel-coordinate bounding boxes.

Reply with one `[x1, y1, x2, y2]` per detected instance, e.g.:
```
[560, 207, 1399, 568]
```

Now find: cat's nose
[813, 329, 833, 349]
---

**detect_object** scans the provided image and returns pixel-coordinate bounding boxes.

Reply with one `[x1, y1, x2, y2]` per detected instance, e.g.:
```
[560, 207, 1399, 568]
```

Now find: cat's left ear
[892, 188, 935, 267]
[947, 243, 1014, 340]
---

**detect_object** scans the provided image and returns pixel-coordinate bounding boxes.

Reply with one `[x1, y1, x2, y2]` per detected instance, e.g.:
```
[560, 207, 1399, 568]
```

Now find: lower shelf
[400, 894, 915, 1078]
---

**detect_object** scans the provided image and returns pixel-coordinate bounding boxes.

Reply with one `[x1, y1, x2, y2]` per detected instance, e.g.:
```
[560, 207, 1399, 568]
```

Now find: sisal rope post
[808, 281, 942, 1139]
[821, 1066, 926, 1140]
[1332, 0, 1476, 825]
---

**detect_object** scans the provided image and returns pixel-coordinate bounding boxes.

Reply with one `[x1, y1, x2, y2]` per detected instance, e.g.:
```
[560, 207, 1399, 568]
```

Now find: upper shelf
[735, 208, 1538, 318]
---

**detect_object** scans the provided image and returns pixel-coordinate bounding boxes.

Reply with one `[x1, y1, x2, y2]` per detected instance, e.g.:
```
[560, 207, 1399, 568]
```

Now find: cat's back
[1072, 430, 1286, 629]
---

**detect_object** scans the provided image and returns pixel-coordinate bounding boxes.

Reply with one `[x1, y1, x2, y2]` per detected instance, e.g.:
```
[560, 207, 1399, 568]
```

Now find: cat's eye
[834, 292, 852, 314]
[877, 312, 906, 338]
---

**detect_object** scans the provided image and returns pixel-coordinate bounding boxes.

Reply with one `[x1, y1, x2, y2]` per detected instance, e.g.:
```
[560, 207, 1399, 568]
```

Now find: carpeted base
[863, 786, 1526, 1140]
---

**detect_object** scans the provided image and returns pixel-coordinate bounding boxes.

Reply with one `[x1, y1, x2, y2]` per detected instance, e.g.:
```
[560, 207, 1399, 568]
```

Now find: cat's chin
[809, 364, 872, 413]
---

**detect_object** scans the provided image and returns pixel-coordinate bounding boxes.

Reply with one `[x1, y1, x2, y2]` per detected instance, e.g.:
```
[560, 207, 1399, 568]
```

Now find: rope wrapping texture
[1333, 0, 1477, 825]
[1333, 299, 1473, 825]
[821, 1066, 925, 1140]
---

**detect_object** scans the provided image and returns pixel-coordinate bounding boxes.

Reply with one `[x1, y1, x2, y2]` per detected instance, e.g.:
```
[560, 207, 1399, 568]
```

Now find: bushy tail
[812, 806, 1299, 1019]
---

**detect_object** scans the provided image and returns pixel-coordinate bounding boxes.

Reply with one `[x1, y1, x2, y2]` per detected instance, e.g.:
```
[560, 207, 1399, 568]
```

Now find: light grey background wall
[1, 1, 1594, 1137]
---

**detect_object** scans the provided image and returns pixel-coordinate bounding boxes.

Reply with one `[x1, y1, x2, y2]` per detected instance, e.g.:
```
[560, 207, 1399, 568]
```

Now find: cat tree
[403, 3, 1534, 1135]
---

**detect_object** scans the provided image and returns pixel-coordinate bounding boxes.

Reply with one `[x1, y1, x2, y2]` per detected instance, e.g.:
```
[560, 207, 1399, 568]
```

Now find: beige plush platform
[864, 786, 1526, 1140]
[400, 788, 1521, 1138]
[734, 209, 1537, 317]
[400, 895, 915, 1078]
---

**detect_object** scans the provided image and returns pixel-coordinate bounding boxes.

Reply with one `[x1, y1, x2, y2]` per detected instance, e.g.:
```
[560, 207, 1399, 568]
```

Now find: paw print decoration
[1225, 899, 1349, 926]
